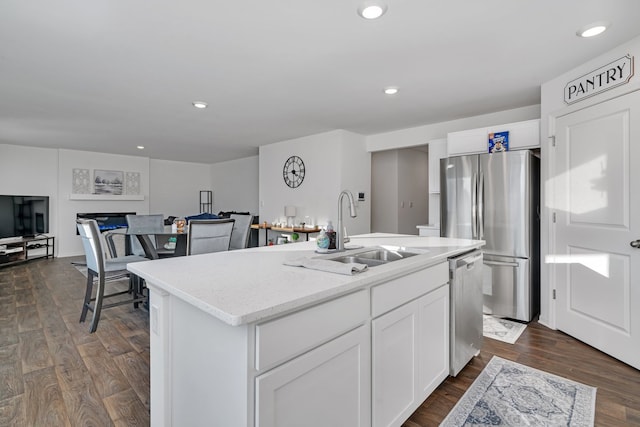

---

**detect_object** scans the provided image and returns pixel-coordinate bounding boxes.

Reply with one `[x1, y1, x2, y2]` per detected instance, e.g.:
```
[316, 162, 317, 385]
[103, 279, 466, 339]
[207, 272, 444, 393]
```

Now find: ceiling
[2, 1, 640, 164]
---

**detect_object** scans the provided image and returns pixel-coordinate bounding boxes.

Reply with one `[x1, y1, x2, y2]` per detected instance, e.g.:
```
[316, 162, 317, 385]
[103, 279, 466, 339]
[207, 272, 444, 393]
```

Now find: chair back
[187, 219, 235, 255]
[229, 214, 254, 250]
[126, 214, 164, 256]
[76, 219, 105, 275]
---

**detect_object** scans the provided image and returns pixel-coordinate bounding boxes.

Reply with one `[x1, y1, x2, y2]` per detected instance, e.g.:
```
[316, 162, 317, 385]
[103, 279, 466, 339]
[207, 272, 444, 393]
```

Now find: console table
[0, 235, 55, 267]
[251, 224, 321, 245]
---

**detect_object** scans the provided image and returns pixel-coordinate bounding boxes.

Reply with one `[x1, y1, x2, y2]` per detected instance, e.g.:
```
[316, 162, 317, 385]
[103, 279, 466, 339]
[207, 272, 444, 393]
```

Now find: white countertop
[128, 233, 483, 326]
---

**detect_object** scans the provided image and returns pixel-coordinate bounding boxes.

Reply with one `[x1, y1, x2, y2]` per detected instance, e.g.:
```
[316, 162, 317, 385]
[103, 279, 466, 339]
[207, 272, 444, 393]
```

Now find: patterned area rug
[483, 315, 527, 344]
[440, 356, 596, 427]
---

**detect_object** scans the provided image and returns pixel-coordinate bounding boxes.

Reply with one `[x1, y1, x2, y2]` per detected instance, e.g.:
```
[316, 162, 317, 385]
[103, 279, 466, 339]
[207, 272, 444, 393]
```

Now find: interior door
[553, 90, 640, 369]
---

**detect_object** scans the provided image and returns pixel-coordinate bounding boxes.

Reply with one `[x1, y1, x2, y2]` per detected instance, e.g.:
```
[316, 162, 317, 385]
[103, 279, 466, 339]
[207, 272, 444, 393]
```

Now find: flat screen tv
[0, 195, 50, 239]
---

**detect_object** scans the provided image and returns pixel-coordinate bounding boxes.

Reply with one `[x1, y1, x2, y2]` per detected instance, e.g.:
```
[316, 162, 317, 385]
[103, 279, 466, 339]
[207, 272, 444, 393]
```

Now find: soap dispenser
[316, 229, 329, 252]
[326, 220, 336, 250]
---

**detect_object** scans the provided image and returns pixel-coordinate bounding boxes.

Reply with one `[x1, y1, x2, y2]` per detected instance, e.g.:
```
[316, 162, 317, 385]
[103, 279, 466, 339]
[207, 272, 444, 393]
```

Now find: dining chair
[186, 219, 235, 255]
[229, 214, 254, 250]
[125, 214, 169, 257]
[76, 219, 148, 333]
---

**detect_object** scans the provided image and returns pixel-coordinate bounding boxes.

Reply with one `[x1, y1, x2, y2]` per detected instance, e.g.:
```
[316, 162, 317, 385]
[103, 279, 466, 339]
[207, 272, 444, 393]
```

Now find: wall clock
[283, 155, 305, 188]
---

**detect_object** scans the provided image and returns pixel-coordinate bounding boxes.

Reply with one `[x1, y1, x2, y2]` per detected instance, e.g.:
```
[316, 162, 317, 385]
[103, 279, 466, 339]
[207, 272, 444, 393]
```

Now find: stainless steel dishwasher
[449, 249, 484, 376]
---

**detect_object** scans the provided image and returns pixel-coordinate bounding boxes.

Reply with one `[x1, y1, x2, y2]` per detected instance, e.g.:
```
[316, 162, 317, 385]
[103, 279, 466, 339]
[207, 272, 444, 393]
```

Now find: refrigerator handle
[478, 172, 484, 240]
[471, 172, 478, 239]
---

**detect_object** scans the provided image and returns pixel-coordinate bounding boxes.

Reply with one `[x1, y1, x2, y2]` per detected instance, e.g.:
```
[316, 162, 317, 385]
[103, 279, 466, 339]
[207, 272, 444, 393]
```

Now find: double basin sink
[324, 246, 422, 268]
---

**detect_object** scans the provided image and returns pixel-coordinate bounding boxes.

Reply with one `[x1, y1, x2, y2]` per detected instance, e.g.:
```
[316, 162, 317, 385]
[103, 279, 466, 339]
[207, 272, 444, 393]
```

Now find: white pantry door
[553, 90, 640, 369]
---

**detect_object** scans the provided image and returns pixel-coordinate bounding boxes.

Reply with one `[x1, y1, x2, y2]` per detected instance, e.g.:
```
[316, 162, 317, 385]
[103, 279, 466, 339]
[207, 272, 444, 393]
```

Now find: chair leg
[80, 271, 94, 323]
[89, 274, 106, 333]
[132, 275, 140, 309]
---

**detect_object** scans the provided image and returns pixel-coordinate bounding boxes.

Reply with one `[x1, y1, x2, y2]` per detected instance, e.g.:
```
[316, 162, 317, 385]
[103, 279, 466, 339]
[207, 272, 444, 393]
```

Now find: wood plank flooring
[0, 257, 149, 426]
[1, 257, 639, 426]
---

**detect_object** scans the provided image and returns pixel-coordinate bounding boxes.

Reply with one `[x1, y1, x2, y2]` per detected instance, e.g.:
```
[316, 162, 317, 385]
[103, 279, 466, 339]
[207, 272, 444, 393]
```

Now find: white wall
[150, 159, 212, 218]
[0, 144, 232, 257]
[539, 34, 640, 328]
[259, 130, 370, 236]
[58, 149, 150, 257]
[209, 156, 259, 215]
[367, 105, 540, 152]
[338, 131, 371, 236]
[0, 144, 59, 241]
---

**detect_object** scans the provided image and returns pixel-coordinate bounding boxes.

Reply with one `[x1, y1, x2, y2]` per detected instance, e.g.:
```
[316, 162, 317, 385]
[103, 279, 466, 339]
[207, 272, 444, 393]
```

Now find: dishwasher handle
[453, 253, 483, 269]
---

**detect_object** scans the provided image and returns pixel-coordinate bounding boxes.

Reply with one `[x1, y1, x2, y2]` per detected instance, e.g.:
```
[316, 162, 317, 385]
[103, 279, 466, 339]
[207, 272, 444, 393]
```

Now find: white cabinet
[256, 325, 370, 427]
[447, 119, 540, 156]
[372, 298, 418, 427]
[428, 138, 447, 228]
[147, 259, 454, 427]
[447, 127, 488, 156]
[417, 225, 440, 237]
[428, 138, 447, 193]
[371, 265, 450, 427]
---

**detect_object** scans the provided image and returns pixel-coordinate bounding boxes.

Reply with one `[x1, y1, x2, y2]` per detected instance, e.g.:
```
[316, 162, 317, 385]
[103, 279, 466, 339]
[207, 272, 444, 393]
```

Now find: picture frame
[93, 169, 124, 195]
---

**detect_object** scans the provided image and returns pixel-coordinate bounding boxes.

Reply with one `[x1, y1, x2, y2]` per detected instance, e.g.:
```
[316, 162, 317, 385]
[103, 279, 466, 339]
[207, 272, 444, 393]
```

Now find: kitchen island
[128, 233, 483, 427]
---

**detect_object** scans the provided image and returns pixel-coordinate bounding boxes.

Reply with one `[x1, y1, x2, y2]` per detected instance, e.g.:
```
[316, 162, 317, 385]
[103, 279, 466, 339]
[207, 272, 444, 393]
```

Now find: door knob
[631, 240, 640, 248]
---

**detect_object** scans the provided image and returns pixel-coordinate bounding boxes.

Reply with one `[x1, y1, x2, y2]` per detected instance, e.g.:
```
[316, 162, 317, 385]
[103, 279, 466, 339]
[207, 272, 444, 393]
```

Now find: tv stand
[0, 235, 55, 267]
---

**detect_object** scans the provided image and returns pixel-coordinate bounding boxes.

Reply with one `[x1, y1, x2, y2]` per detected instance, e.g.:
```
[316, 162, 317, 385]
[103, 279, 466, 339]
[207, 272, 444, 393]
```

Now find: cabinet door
[256, 325, 370, 427]
[447, 127, 488, 156]
[488, 119, 539, 150]
[417, 284, 449, 398]
[372, 300, 418, 427]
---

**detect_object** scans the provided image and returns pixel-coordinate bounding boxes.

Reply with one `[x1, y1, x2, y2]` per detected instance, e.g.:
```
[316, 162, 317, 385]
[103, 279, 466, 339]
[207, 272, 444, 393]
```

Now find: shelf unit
[200, 190, 213, 213]
[0, 235, 55, 268]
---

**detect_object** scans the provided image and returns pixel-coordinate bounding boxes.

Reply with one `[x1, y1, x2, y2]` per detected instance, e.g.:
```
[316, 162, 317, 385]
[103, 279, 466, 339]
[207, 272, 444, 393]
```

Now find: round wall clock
[283, 155, 305, 188]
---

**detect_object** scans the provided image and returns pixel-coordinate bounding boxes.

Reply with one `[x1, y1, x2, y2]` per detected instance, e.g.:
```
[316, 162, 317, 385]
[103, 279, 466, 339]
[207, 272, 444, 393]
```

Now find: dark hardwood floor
[1, 257, 639, 426]
[0, 257, 150, 426]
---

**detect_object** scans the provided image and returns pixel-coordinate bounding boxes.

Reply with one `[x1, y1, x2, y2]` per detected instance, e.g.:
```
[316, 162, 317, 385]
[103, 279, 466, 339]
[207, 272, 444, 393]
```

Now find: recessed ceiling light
[137, 145, 144, 150]
[358, 2, 387, 20]
[384, 87, 399, 95]
[192, 101, 208, 109]
[577, 22, 609, 38]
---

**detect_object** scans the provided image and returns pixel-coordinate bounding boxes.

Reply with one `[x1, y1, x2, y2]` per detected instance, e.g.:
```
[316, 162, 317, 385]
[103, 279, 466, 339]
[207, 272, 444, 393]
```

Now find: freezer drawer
[482, 254, 538, 322]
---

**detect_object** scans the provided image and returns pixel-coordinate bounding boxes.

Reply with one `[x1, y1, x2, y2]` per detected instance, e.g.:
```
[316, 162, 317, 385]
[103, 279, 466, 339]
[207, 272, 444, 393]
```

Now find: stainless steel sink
[326, 247, 420, 267]
[329, 255, 387, 267]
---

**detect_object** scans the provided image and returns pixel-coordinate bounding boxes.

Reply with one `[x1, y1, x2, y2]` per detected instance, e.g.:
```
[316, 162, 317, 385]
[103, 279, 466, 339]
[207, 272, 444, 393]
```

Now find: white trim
[69, 194, 145, 201]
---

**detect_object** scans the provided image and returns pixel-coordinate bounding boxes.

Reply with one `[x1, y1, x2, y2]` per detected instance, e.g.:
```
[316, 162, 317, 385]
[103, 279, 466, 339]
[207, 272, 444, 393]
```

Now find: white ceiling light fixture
[137, 145, 144, 150]
[358, 2, 387, 20]
[192, 101, 208, 109]
[384, 87, 399, 95]
[577, 22, 609, 38]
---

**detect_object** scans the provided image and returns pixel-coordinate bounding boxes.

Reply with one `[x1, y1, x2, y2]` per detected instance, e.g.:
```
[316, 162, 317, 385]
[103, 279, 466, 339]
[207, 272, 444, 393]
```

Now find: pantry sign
[564, 55, 634, 104]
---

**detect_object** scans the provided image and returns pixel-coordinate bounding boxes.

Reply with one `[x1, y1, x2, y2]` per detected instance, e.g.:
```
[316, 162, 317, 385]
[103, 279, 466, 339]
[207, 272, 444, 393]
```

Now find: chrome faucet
[337, 190, 357, 252]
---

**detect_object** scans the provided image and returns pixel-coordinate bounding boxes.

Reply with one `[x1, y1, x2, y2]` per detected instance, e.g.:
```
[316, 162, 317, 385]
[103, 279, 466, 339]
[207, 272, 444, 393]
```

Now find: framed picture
[93, 170, 124, 195]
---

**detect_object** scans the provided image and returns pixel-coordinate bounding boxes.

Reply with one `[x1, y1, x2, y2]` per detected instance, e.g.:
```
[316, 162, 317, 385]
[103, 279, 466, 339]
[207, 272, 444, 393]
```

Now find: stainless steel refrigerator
[440, 150, 540, 322]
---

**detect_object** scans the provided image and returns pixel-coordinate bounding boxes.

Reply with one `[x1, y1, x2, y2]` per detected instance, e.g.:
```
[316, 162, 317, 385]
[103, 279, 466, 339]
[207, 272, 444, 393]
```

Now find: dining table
[126, 225, 188, 259]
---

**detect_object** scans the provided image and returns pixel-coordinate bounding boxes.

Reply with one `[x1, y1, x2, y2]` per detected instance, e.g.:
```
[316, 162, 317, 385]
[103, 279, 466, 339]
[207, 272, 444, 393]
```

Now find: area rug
[483, 315, 527, 344]
[440, 356, 596, 427]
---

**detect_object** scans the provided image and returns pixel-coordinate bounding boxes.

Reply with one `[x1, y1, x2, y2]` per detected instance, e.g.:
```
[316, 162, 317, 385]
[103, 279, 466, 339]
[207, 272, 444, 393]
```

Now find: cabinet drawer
[255, 290, 368, 371]
[371, 263, 448, 318]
